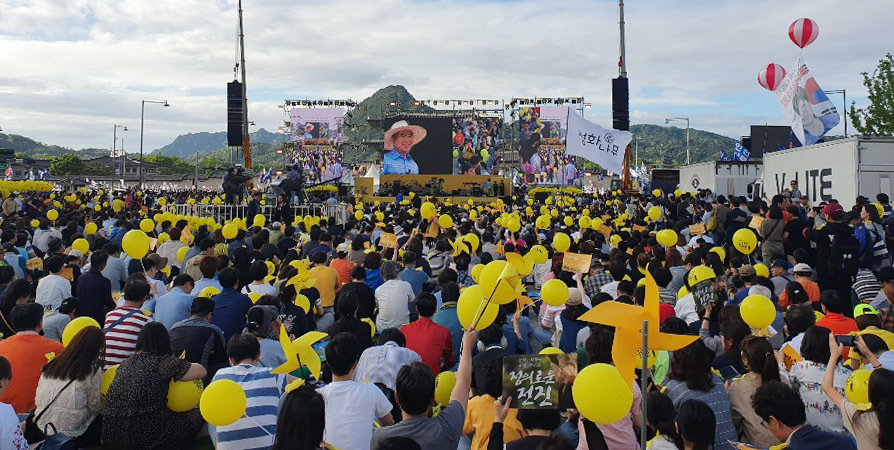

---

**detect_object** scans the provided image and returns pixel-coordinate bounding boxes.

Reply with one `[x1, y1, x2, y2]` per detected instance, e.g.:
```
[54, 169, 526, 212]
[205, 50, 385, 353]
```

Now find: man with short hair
[170, 296, 227, 384]
[354, 328, 422, 391]
[104, 274, 153, 370]
[155, 274, 196, 330]
[77, 250, 115, 324]
[816, 291, 858, 335]
[752, 381, 856, 449]
[35, 255, 71, 312]
[192, 256, 222, 295]
[402, 293, 453, 375]
[398, 250, 428, 296]
[335, 265, 377, 320]
[211, 267, 253, 341]
[308, 251, 339, 331]
[779, 263, 820, 308]
[99, 242, 128, 292]
[42, 296, 79, 341]
[318, 333, 394, 450]
[211, 334, 290, 450]
[375, 261, 415, 331]
[184, 238, 215, 283]
[769, 259, 793, 298]
[0, 303, 64, 412]
[371, 329, 476, 450]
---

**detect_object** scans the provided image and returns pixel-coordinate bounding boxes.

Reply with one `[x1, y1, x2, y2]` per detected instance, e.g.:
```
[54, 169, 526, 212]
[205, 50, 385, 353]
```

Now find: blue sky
[0, 0, 890, 152]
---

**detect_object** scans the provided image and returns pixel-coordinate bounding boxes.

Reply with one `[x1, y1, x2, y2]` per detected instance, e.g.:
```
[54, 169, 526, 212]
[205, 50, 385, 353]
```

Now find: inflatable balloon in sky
[758, 63, 787, 91]
[789, 18, 819, 49]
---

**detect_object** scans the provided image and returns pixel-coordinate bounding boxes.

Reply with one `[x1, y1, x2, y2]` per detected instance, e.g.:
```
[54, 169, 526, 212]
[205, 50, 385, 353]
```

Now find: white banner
[564, 110, 632, 173]
[774, 55, 840, 146]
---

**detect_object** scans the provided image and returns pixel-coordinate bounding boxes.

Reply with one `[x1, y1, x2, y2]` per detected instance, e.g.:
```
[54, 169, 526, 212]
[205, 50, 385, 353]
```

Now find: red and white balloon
[758, 63, 787, 91]
[789, 18, 819, 49]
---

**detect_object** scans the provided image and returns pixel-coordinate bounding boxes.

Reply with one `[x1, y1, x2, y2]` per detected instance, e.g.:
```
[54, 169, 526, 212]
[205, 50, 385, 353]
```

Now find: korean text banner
[774, 56, 840, 146]
[289, 108, 345, 147]
[564, 110, 632, 174]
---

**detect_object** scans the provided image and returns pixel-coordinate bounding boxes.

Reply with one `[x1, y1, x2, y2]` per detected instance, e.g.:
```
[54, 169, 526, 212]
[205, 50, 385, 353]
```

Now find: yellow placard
[378, 233, 397, 249]
[598, 225, 612, 238]
[689, 224, 706, 236]
[112, 292, 124, 302]
[25, 258, 43, 270]
[632, 224, 647, 233]
[60, 267, 74, 282]
[749, 216, 765, 230]
[601, 214, 611, 222]
[562, 252, 593, 274]
[780, 343, 803, 371]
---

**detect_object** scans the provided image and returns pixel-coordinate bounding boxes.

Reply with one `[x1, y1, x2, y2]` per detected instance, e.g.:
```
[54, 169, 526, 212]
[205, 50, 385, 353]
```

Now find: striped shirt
[211, 364, 287, 450]
[103, 307, 152, 370]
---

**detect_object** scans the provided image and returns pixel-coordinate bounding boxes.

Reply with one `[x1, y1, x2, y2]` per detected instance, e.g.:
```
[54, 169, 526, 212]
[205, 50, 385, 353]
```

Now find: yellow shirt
[309, 265, 339, 308]
[462, 395, 525, 450]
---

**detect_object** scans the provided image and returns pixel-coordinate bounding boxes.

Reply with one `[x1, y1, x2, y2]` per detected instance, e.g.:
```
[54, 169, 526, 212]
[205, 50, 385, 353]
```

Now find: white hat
[384, 120, 427, 149]
[793, 263, 812, 274]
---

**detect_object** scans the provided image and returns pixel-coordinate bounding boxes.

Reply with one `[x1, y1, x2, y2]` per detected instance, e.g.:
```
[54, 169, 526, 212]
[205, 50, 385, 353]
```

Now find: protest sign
[780, 343, 803, 371]
[503, 353, 577, 409]
[562, 252, 592, 273]
[25, 258, 42, 270]
[690, 280, 718, 316]
[689, 224, 706, 235]
[378, 233, 397, 249]
[749, 216, 764, 230]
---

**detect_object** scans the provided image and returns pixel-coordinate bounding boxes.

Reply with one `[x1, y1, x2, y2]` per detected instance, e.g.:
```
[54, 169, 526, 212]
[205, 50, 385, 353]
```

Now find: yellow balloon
[354, 211, 364, 220]
[463, 234, 480, 252]
[200, 379, 247, 426]
[222, 223, 238, 240]
[573, 363, 634, 424]
[479, 261, 520, 305]
[591, 218, 604, 229]
[687, 265, 716, 287]
[553, 233, 571, 253]
[30, 219, 40, 228]
[198, 286, 221, 298]
[754, 263, 770, 279]
[733, 228, 757, 255]
[71, 238, 89, 254]
[578, 216, 591, 229]
[434, 371, 456, 406]
[457, 285, 499, 329]
[506, 217, 521, 233]
[157, 197, 167, 206]
[529, 245, 549, 265]
[101, 365, 118, 396]
[157, 232, 170, 245]
[253, 214, 266, 227]
[469, 210, 477, 221]
[656, 229, 677, 247]
[421, 202, 436, 219]
[652, 189, 662, 198]
[438, 215, 454, 229]
[709, 246, 726, 263]
[550, 209, 559, 218]
[648, 206, 662, 221]
[176, 246, 189, 263]
[470, 264, 484, 283]
[610, 234, 622, 246]
[541, 279, 569, 306]
[539, 347, 564, 355]
[740, 295, 776, 329]
[61, 316, 100, 347]
[46, 209, 59, 221]
[535, 215, 551, 230]
[84, 223, 98, 235]
[168, 379, 203, 412]
[845, 369, 871, 405]
[140, 219, 155, 233]
[678, 285, 689, 299]
[122, 230, 150, 259]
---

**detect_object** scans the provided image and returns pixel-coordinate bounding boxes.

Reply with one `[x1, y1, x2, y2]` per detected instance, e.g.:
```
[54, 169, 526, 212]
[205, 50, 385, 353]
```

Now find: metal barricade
[170, 203, 349, 224]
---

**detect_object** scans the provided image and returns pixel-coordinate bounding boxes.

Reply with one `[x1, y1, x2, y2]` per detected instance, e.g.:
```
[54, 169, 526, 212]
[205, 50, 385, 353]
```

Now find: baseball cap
[793, 263, 812, 274]
[58, 297, 80, 314]
[854, 304, 879, 318]
[821, 202, 843, 216]
[739, 264, 756, 277]
[772, 259, 790, 270]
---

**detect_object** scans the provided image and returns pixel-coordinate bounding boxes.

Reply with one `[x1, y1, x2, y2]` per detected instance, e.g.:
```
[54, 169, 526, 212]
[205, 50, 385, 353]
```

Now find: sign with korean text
[689, 223, 706, 236]
[25, 258, 43, 270]
[503, 353, 577, 409]
[564, 110, 632, 174]
[378, 233, 397, 249]
[562, 252, 592, 274]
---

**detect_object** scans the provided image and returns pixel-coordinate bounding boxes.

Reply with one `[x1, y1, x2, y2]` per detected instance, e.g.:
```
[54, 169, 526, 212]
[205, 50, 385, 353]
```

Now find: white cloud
[0, 0, 891, 152]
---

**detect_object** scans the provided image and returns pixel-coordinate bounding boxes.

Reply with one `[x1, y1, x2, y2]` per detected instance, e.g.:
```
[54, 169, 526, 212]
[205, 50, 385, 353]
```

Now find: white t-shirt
[241, 283, 277, 297]
[600, 281, 620, 300]
[0, 402, 27, 450]
[318, 380, 393, 450]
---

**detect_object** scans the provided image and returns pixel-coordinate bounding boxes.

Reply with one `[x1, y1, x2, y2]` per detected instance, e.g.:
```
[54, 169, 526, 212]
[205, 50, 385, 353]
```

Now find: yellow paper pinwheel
[578, 271, 697, 388]
[272, 325, 327, 379]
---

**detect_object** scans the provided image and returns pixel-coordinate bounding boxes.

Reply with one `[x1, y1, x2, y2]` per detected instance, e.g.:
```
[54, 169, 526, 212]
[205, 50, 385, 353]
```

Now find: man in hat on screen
[383, 120, 427, 175]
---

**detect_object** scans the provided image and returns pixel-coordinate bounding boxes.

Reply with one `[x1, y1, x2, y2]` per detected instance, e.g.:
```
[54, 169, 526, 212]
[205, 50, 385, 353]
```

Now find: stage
[355, 174, 511, 202]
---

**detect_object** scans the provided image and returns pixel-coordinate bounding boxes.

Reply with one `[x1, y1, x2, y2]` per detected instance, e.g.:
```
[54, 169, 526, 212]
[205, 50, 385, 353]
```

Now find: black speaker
[227, 82, 244, 147]
[612, 77, 630, 131]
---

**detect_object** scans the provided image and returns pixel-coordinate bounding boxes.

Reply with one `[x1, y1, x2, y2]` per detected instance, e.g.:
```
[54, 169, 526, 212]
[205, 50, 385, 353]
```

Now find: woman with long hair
[785, 326, 849, 433]
[645, 391, 683, 450]
[101, 322, 206, 450]
[0, 279, 29, 338]
[823, 335, 894, 450]
[663, 339, 737, 447]
[728, 336, 782, 447]
[676, 399, 715, 450]
[273, 384, 326, 450]
[34, 326, 104, 446]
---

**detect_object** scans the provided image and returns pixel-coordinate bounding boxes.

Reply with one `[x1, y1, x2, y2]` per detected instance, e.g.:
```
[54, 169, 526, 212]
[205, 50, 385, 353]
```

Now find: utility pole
[238, 0, 251, 169]
[195, 151, 199, 189]
[615, 0, 632, 191]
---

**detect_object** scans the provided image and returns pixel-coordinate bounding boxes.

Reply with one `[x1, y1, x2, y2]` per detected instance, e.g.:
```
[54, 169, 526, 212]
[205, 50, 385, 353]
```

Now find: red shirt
[330, 258, 354, 287]
[0, 332, 64, 413]
[401, 317, 454, 375]
[816, 313, 859, 335]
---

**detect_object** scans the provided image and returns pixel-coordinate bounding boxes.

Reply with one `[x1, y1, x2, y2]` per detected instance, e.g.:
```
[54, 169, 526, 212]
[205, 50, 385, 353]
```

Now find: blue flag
[732, 142, 750, 161]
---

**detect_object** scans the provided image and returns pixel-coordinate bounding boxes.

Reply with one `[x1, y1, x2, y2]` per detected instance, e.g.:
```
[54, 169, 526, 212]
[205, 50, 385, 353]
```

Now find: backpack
[706, 210, 718, 231]
[830, 232, 860, 278]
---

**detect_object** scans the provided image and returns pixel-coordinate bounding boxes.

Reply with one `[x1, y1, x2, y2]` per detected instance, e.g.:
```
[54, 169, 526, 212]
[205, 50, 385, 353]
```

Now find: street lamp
[139, 100, 170, 188]
[665, 117, 690, 165]
[113, 124, 128, 175]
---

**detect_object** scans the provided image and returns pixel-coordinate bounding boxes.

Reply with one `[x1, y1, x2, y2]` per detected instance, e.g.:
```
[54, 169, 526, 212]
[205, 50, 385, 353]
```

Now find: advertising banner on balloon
[518, 106, 577, 186]
[774, 56, 840, 146]
[564, 110, 632, 174]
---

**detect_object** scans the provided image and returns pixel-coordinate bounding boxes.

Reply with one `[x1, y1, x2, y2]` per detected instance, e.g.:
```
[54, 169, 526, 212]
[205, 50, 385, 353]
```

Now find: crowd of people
[454, 118, 502, 176]
[0, 181, 890, 450]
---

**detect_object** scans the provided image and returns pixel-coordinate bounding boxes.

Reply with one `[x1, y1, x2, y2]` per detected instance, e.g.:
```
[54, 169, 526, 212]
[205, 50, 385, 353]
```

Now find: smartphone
[718, 365, 740, 381]
[835, 335, 856, 347]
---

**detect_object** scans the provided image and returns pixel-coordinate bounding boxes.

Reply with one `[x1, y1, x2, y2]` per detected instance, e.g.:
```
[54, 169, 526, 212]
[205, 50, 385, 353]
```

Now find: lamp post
[139, 100, 169, 188]
[112, 124, 127, 175]
[665, 117, 690, 165]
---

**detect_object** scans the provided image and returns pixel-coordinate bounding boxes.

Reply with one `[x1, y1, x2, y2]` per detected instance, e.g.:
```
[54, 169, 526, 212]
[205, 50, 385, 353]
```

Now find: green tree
[49, 154, 85, 175]
[143, 154, 194, 175]
[850, 53, 894, 136]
